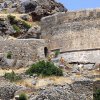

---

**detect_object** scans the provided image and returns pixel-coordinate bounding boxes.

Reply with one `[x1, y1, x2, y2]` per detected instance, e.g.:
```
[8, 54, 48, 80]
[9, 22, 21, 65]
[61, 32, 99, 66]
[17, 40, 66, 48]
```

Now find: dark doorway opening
[44, 47, 48, 57]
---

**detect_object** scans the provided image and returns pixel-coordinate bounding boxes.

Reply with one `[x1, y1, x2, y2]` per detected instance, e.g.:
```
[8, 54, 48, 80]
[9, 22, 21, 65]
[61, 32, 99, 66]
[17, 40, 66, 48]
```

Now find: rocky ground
[0, 57, 99, 100]
[30, 81, 93, 100]
[0, 0, 100, 100]
[0, 41, 99, 100]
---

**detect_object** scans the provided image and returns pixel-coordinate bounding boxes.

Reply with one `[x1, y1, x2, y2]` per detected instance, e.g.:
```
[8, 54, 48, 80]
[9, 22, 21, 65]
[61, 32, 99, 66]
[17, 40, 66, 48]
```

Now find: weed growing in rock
[25, 60, 63, 76]
[54, 50, 60, 57]
[6, 51, 12, 59]
[7, 15, 15, 21]
[22, 21, 31, 29]
[13, 24, 21, 33]
[19, 93, 28, 100]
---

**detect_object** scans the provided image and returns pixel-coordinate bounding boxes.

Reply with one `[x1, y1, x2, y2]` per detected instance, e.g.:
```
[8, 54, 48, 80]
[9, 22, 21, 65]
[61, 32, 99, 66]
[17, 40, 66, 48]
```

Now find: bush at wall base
[25, 60, 63, 77]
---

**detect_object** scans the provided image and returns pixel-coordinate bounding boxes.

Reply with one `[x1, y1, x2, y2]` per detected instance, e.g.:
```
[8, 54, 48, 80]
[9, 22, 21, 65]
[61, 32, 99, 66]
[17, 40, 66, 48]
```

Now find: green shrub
[7, 15, 15, 21]
[7, 15, 16, 24]
[4, 71, 22, 82]
[19, 93, 28, 100]
[54, 50, 60, 57]
[22, 21, 31, 29]
[26, 60, 63, 76]
[13, 24, 21, 33]
[93, 89, 100, 100]
[7, 51, 12, 59]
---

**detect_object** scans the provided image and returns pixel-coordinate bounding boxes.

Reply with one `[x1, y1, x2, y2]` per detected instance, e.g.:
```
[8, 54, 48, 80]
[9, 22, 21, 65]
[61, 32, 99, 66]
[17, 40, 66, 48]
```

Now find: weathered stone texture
[41, 9, 100, 52]
[0, 39, 46, 61]
[41, 9, 100, 62]
[59, 50, 100, 63]
[30, 81, 93, 100]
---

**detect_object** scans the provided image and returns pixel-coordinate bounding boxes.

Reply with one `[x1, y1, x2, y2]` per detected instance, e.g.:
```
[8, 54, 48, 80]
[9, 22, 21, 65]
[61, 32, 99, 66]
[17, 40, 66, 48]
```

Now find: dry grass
[16, 78, 34, 88]
[15, 76, 73, 89]
[0, 14, 39, 26]
[93, 70, 100, 81]
[35, 76, 73, 88]
[0, 67, 28, 76]
[0, 66, 99, 90]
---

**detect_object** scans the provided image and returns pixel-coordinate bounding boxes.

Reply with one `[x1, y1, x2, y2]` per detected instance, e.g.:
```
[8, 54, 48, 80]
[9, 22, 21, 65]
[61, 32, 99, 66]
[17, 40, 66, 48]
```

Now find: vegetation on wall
[54, 50, 60, 57]
[25, 60, 63, 76]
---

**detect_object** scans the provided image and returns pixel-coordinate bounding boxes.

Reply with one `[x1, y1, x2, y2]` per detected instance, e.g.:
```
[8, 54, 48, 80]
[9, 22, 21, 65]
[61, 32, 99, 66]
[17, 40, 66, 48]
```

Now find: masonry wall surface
[59, 50, 100, 63]
[41, 8, 100, 52]
[0, 39, 46, 61]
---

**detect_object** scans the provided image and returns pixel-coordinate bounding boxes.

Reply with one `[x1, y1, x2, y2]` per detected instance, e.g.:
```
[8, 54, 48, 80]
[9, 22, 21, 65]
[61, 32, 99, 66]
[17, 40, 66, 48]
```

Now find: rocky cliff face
[18, 0, 67, 20]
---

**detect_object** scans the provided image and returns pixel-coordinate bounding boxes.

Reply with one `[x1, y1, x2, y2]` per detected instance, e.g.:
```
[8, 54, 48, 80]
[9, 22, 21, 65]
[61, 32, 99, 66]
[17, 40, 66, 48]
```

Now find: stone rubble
[29, 81, 93, 100]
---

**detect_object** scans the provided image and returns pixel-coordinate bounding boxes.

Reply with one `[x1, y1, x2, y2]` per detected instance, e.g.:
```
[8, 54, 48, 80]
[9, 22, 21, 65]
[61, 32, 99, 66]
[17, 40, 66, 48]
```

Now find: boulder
[18, 25, 41, 39]
[18, 0, 37, 13]
[28, 25, 41, 34]
[0, 57, 8, 68]
[0, 80, 20, 100]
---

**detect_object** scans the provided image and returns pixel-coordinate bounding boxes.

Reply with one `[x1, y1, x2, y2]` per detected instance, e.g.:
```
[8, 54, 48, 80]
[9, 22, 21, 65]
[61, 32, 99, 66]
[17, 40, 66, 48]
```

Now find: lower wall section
[59, 50, 100, 63]
[0, 39, 46, 61]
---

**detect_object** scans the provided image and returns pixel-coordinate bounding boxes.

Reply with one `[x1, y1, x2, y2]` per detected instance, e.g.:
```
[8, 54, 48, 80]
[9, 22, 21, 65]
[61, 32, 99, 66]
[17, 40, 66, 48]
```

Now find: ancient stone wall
[0, 39, 46, 61]
[41, 8, 100, 52]
[59, 50, 100, 63]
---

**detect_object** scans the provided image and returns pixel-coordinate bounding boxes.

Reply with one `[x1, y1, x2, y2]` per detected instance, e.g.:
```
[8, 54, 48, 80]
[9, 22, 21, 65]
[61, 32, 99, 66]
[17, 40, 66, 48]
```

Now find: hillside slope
[0, 0, 67, 38]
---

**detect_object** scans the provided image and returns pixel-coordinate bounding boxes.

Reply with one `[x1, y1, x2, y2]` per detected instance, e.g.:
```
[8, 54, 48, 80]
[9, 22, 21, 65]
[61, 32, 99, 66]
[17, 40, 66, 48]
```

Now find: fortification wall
[0, 39, 46, 61]
[41, 8, 100, 52]
[59, 50, 100, 63]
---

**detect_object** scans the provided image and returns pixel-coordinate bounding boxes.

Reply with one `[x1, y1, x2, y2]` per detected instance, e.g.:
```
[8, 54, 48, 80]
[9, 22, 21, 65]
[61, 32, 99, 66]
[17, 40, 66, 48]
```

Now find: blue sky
[57, 0, 100, 10]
